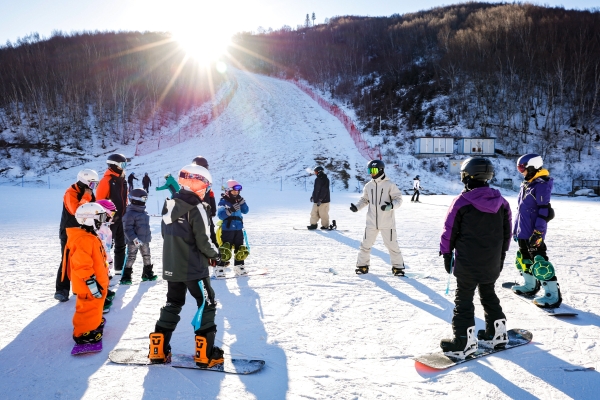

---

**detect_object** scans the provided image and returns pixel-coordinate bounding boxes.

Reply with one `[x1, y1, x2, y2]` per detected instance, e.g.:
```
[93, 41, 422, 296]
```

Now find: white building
[414, 137, 454, 155]
[456, 138, 495, 155]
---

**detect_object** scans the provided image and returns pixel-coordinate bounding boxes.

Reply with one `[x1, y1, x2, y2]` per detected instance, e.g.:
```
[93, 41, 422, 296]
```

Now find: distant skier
[55, 169, 98, 302]
[307, 166, 330, 230]
[411, 175, 421, 203]
[511, 154, 560, 308]
[350, 160, 405, 276]
[439, 157, 511, 359]
[127, 172, 138, 191]
[148, 164, 222, 367]
[65, 203, 109, 345]
[142, 173, 152, 193]
[121, 189, 156, 285]
[96, 153, 128, 275]
[156, 174, 180, 197]
[217, 180, 250, 277]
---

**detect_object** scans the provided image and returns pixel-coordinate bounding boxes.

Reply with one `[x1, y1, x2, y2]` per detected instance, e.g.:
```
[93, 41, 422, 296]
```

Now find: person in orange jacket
[64, 203, 109, 344]
[96, 153, 128, 275]
[55, 169, 99, 302]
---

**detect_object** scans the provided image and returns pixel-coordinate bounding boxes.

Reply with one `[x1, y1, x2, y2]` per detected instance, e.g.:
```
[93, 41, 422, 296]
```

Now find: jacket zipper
[375, 181, 378, 229]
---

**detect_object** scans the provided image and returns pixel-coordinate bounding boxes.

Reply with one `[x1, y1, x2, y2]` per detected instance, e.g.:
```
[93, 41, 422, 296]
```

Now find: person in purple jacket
[511, 154, 560, 308]
[439, 157, 512, 359]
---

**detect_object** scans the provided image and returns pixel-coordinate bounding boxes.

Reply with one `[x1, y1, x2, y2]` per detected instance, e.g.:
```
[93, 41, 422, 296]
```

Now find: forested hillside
[232, 2, 600, 164]
[0, 32, 224, 173]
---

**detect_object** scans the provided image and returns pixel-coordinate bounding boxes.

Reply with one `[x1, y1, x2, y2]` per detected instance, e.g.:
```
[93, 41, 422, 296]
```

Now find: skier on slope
[439, 157, 511, 359]
[55, 169, 99, 302]
[148, 164, 223, 367]
[411, 175, 421, 203]
[127, 172, 138, 191]
[350, 160, 405, 276]
[511, 154, 561, 308]
[96, 154, 128, 275]
[64, 203, 109, 345]
[217, 179, 250, 277]
[142, 173, 152, 193]
[307, 166, 331, 230]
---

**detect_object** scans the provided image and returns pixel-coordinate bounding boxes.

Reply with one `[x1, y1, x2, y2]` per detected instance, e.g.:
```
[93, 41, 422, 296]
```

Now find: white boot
[214, 267, 227, 279]
[234, 265, 247, 276]
[477, 319, 508, 349]
[440, 326, 478, 359]
[512, 272, 540, 295]
[533, 280, 562, 308]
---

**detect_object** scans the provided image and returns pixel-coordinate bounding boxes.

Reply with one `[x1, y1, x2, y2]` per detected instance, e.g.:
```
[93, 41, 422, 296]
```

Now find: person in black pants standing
[411, 175, 421, 202]
[97, 153, 129, 274]
[307, 166, 331, 230]
[142, 173, 152, 193]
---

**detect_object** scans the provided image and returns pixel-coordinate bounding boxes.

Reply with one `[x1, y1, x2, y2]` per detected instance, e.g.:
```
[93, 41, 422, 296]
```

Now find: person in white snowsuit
[411, 175, 421, 202]
[350, 160, 405, 276]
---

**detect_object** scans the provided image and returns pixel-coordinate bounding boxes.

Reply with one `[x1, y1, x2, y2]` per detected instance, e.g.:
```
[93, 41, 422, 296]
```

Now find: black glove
[380, 201, 393, 211]
[317, 202, 322, 206]
[350, 203, 358, 212]
[233, 202, 241, 211]
[442, 253, 453, 274]
[225, 206, 233, 216]
[238, 197, 245, 205]
[310, 196, 313, 203]
[209, 257, 221, 267]
[86, 275, 104, 299]
[500, 252, 506, 271]
[529, 230, 544, 248]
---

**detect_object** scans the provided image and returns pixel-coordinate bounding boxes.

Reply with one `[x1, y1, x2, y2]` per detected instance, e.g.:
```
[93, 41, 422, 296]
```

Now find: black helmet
[415, 175, 420, 179]
[367, 160, 385, 170]
[129, 188, 148, 205]
[192, 156, 209, 169]
[460, 157, 494, 183]
[314, 166, 324, 174]
[107, 153, 127, 171]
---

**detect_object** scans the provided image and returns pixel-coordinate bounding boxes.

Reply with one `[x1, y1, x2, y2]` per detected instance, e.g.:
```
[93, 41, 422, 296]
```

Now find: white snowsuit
[98, 223, 114, 274]
[354, 174, 404, 267]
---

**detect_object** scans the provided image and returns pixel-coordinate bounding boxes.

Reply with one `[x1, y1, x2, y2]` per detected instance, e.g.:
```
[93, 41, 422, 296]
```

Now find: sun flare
[173, 29, 230, 65]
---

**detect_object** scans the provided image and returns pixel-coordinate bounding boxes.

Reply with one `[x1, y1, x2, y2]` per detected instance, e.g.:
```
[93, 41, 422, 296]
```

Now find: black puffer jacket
[312, 172, 330, 204]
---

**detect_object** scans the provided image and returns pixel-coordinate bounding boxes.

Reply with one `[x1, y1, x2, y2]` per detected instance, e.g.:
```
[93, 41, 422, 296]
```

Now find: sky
[1, 0, 599, 46]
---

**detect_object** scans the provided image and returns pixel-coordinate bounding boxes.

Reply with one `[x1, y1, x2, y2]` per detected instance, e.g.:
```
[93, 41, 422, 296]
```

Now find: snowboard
[109, 349, 265, 374]
[72, 341, 103, 356]
[502, 282, 578, 317]
[212, 268, 268, 280]
[415, 329, 532, 370]
[293, 227, 349, 232]
[387, 271, 431, 279]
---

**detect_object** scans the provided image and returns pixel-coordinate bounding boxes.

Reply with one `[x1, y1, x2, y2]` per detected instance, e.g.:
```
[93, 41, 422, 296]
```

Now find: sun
[173, 28, 230, 65]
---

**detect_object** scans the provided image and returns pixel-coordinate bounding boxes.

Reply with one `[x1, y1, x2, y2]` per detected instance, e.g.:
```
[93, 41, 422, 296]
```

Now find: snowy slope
[1, 70, 600, 399]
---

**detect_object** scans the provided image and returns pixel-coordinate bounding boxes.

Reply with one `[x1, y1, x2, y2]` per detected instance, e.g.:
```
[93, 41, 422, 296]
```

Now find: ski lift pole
[48, 176, 50, 189]
[21, 175, 24, 187]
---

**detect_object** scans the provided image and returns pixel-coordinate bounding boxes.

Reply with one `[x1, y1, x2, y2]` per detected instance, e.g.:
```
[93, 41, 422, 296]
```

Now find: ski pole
[445, 254, 454, 295]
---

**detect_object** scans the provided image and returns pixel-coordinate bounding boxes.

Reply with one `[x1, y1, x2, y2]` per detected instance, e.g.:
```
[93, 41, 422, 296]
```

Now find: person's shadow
[0, 282, 152, 398]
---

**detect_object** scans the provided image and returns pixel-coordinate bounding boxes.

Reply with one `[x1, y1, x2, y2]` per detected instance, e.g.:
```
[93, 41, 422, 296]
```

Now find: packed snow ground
[1, 187, 600, 399]
[1, 70, 600, 399]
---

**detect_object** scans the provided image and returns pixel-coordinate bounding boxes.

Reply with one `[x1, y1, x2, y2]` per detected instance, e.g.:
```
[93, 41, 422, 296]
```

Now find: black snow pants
[452, 278, 506, 336]
[56, 237, 70, 292]
[110, 218, 126, 271]
[411, 189, 420, 202]
[221, 229, 245, 266]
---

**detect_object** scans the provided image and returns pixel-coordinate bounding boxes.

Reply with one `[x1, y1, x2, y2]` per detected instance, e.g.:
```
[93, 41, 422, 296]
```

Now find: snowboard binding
[328, 220, 337, 230]
[355, 266, 369, 275]
[392, 266, 405, 276]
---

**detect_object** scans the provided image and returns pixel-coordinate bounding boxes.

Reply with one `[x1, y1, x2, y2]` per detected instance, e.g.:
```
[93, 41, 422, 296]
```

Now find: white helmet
[178, 164, 212, 198]
[75, 203, 107, 230]
[77, 169, 99, 189]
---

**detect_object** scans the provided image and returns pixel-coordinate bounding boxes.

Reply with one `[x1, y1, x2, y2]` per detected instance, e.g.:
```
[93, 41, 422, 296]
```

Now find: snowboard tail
[109, 349, 264, 374]
[415, 329, 532, 370]
[72, 341, 103, 355]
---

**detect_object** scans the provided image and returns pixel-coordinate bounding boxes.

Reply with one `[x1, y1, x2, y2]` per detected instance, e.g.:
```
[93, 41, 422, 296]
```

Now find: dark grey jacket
[161, 190, 219, 282]
[122, 204, 152, 244]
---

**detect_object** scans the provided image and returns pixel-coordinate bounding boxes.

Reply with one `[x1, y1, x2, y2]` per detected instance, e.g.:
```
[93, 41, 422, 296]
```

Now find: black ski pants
[56, 236, 70, 292]
[110, 218, 126, 271]
[411, 189, 420, 202]
[155, 278, 217, 338]
[221, 229, 245, 266]
[452, 278, 505, 336]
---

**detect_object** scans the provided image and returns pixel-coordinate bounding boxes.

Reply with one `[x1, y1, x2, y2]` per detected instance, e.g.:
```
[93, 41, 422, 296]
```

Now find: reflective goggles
[97, 213, 108, 223]
[179, 171, 211, 186]
[108, 160, 127, 170]
[231, 184, 242, 191]
[88, 181, 98, 190]
[130, 194, 148, 202]
[368, 167, 380, 175]
[517, 163, 527, 173]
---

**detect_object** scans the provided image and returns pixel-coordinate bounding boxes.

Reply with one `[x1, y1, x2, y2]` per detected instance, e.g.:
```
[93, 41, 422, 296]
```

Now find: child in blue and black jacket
[217, 179, 249, 277]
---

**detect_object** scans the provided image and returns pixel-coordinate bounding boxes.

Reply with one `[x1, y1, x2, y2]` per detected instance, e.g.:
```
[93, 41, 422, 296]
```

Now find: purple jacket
[440, 187, 512, 283]
[513, 172, 553, 239]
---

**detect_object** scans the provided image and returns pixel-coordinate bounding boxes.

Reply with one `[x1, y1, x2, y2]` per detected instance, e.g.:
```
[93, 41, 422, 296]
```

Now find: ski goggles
[368, 167, 380, 175]
[517, 163, 528, 173]
[129, 194, 148, 202]
[107, 160, 127, 170]
[179, 171, 211, 186]
[88, 181, 98, 190]
[97, 213, 108, 224]
[230, 184, 242, 191]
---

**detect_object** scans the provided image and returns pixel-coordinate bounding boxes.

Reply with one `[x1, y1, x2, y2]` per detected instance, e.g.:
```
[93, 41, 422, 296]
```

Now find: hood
[527, 168, 550, 182]
[372, 173, 389, 183]
[162, 189, 200, 224]
[65, 226, 94, 240]
[461, 186, 504, 214]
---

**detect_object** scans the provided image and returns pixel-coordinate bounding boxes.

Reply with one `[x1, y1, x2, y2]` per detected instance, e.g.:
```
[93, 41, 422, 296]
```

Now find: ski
[211, 268, 268, 280]
[502, 282, 578, 317]
[109, 349, 264, 374]
[72, 341, 103, 356]
[415, 329, 532, 370]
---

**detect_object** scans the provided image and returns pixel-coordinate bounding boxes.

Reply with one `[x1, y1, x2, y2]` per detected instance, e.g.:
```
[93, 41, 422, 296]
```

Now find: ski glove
[133, 238, 143, 248]
[209, 257, 221, 267]
[529, 230, 544, 248]
[224, 206, 233, 216]
[442, 253, 453, 274]
[310, 196, 313, 203]
[513, 234, 518, 243]
[232, 202, 241, 211]
[381, 201, 393, 211]
[317, 202, 322, 206]
[86, 275, 104, 299]
[350, 203, 358, 212]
